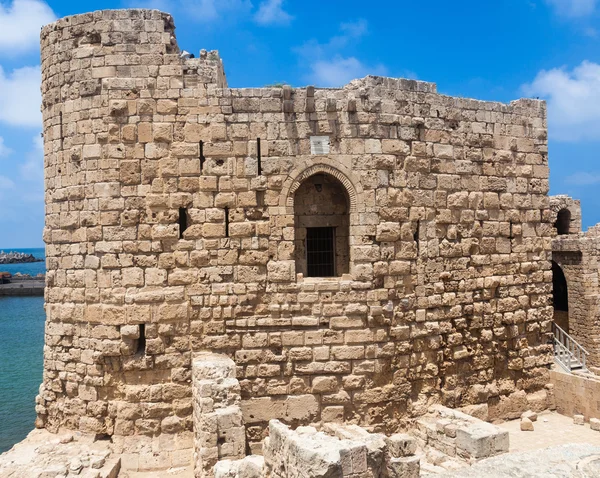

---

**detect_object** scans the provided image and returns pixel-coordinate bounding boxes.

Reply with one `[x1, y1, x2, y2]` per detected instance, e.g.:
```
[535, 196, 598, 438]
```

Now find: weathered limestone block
[520, 417, 534, 431]
[263, 420, 419, 478]
[214, 455, 265, 478]
[193, 353, 246, 478]
[414, 405, 508, 463]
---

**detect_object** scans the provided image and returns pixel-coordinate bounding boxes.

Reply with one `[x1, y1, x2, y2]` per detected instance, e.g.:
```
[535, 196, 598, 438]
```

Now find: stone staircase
[552, 323, 589, 373]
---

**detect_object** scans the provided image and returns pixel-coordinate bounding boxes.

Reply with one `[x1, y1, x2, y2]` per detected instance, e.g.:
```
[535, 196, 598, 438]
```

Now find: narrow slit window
[306, 227, 336, 277]
[414, 220, 420, 254]
[257, 138, 262, 176]
[59, 111, 63, 149]
[178, 207, 188, 239]
[199, 140, 205, 172]
[225, 206, 230, 237]
[137, 324, 146, 355]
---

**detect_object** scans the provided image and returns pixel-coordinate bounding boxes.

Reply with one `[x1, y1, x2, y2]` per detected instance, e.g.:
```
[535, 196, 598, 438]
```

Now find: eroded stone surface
[414, 405, 509, 462]
[0, 429, 119, 478]
[263, 420, 419, 478]
[441, 444, 600, 478]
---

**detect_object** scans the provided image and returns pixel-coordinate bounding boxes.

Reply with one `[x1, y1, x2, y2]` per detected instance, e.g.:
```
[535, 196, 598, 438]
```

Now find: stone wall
[550, 196, 600, 367]
[38, 8, 553, 448]
[549, 368, 600, 421]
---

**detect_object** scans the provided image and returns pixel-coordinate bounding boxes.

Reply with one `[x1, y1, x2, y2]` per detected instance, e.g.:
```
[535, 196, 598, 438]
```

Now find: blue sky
[0, 0, 599, 247]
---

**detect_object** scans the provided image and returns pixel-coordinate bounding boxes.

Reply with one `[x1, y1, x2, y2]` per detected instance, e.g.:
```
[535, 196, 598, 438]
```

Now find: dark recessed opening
[554, 209, 571, 235]
[257, 137, 262, 175]
[552, 261, 568, 312]
[178, 207, 188, 239]
[306, 227, 336, 277]
[224, 206, 230, 237]
[136, 324, 146, 355]
[199, 140, 205, 172]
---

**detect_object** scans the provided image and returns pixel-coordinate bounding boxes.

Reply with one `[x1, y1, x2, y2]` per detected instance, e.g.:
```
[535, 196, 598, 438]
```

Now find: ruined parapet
[413, 405, 508, 464]
[193, 353, 246, 478]
[549, 195, 581, 235]
[550, 195, 600, 367]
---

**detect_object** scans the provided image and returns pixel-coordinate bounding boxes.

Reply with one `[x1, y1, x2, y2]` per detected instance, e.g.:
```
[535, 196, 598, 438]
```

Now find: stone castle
[16, 6, 587, 477]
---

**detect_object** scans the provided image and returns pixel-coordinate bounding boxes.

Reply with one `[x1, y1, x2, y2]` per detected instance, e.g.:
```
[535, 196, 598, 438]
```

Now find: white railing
[553, 322, 589, 373]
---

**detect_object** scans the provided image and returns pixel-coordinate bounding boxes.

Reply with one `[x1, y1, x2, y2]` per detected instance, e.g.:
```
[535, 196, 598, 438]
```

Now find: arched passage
[554, 209, 571, 235]
[552, 260, 569, 332]
[294, 173, 350, 277]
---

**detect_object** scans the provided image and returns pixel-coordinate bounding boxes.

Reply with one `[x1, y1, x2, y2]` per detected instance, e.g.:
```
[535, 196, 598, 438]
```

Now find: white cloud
[522, 61, 600, 141]
[296, 20, 390, 87]
[254, 0, 292, 25]
[309, 57, 387, 88]
[182, 0, 253, 22]
[545, 0, 596, 17]
[0, 65, 41, 128]
[565, 171, 600, 185]
[339, 19, 368, 39]
[0, 137, 12, 157]
[0, 0, 56, 55]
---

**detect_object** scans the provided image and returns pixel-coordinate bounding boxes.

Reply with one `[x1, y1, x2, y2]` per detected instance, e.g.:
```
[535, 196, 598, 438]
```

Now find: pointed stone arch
[282, 163, 361, 213]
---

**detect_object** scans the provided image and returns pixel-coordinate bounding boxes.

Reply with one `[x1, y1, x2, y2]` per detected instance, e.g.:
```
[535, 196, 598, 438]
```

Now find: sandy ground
[498, 410, 600, 453]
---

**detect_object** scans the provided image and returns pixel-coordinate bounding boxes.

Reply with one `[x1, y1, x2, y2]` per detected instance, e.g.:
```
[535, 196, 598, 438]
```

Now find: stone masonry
[193, 353, 246, 477]
[38, 8, 554, 454]
[550, 195, 600, 368]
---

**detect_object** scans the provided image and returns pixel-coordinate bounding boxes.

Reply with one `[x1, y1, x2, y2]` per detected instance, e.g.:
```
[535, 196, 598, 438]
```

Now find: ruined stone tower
[38, 8, 554, 452]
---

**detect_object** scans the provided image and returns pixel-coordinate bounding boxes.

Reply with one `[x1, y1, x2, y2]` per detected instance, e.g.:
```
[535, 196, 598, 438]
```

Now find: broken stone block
[520, 417, 534, 431]
[521, 410, 537, 422]
[590, 418, 600, 431]
[574, 414, 585, 425]
[385, 434, 417, 457]
[388, 456, 420, 478]
[213, 455, 264, 478]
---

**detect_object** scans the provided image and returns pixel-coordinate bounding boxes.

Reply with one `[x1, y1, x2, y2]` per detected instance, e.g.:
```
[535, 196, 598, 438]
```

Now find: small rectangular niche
[179, 207, 188, 239]
[136, 324, 146, 355]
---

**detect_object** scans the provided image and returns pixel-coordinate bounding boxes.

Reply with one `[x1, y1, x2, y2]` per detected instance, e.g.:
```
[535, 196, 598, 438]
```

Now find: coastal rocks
[0, 429, 119, 478]
[0, 251, 43, 264]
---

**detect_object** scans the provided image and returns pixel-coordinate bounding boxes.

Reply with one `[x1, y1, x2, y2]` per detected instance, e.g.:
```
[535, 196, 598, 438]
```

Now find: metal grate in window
[306, 227, 336, 277]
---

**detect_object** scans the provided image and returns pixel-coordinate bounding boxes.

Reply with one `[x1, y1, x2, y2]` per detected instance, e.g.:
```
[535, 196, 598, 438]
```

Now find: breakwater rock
[0, 252, 43, 264]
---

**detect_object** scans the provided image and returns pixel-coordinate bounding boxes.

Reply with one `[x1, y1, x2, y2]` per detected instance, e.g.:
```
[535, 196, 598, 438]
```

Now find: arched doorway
[554, 209, 571, 235]
[552, 261, 569, 332]
[294, 173, 350, 277]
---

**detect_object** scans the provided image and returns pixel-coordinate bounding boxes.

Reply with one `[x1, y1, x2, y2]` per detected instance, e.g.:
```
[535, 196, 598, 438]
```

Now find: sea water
[0, 248, 46, 453]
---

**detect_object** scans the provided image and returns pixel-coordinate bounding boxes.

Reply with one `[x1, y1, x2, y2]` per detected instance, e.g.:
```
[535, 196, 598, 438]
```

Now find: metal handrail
[552, 322, 589, 372]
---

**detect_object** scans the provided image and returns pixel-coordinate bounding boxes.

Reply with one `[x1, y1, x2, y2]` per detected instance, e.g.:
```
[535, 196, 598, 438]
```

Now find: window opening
[306, 227, 336, 277]
[136, 324, 146, 355]
[178, 207, 188, 239]
[554, 209, 571, 235]
[257, 138, 262, 176]
[199, 140, 205, 172]
[59, 111, 63, 149]
[225, 206, 230, 237]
